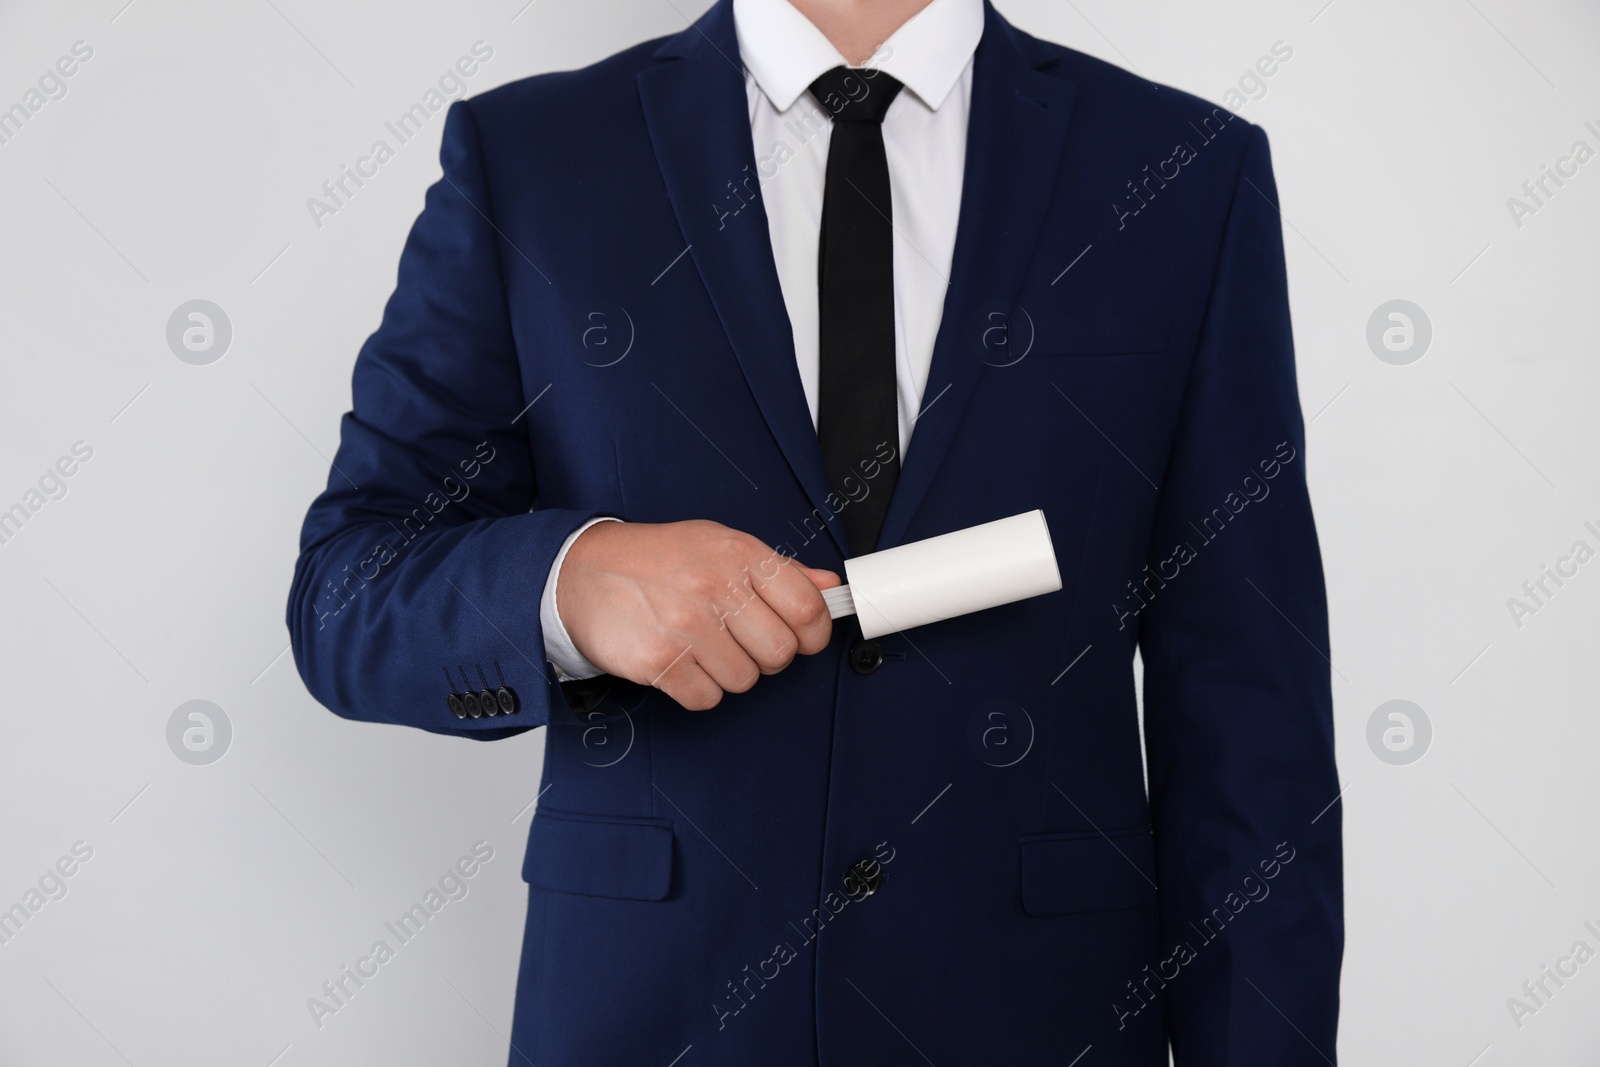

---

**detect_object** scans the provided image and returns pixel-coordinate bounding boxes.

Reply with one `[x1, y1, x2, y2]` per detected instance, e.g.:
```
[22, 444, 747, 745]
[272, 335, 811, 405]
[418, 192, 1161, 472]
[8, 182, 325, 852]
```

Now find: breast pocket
[523, 808, 675, 901]
[1031, 313, 1170, 358]
[1019, 826, 1157, 916]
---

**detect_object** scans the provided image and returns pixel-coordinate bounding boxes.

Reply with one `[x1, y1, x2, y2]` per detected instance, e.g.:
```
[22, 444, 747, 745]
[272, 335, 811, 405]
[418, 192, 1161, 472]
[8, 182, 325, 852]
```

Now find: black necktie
[809, 66, 904, 557]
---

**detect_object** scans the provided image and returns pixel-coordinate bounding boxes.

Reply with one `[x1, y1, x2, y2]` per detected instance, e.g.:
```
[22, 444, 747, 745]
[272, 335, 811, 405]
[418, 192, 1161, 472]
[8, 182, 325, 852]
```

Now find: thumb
[795, 563, 841, 590]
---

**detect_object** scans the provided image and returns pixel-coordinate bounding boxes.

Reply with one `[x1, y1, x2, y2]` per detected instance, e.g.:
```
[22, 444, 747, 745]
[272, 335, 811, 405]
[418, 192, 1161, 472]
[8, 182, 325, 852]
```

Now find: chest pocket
[1019, 825, 1157, 916]
[1030, 313, 1170, 357]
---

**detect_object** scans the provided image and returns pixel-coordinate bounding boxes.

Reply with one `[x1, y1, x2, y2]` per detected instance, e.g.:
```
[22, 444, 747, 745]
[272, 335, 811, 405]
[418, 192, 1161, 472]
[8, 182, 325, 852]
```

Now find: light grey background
[1, 0, 1597, 1064]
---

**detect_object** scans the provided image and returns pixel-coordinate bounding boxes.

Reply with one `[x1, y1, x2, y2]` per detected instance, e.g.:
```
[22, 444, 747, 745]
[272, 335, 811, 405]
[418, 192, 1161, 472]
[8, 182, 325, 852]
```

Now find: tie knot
[808, 66, 904, 124]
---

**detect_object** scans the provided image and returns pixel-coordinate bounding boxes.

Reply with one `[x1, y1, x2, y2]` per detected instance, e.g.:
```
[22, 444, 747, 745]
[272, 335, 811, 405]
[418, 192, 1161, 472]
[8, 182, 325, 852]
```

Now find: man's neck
[786, 0, 937, 66]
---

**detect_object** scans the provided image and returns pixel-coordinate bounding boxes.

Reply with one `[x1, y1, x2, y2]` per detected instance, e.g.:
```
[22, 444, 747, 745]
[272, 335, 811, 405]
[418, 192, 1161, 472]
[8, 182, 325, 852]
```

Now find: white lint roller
[820, 510, 1061, 639]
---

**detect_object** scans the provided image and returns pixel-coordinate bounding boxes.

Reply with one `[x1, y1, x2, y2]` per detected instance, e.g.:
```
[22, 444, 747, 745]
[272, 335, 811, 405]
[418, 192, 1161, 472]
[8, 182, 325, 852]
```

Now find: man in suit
[288, 0, 1343, 1062]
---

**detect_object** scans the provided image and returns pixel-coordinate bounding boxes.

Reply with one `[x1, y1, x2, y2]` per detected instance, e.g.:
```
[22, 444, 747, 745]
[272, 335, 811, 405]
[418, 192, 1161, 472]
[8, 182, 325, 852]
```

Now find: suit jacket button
[447, 694, 468, 719]
[843, 858, 883, 900]
[496, 686, 518, 715]
[478, 689, 499, 717]
[849, 638, 882, 675]
[462, 691, 483, 718]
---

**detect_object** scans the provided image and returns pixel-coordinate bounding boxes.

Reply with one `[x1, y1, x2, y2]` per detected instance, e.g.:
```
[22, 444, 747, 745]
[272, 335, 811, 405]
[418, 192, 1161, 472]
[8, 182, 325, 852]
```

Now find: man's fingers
[749, 554, 834, 656]
[651, 654, 724, 711]
[688, 624, 765, 696]
[720, 594, 802, 674]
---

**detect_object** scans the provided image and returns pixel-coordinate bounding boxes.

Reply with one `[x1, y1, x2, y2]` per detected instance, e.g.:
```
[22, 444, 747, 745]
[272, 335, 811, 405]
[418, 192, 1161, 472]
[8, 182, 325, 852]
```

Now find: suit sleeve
[1139, 123, 1343, 1064]
[286, 99, 619, 739]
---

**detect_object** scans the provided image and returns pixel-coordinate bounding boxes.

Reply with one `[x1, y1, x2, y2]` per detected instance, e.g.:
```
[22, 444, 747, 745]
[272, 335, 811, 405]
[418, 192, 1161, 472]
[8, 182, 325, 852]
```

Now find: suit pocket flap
[524, 809, 674, 901]
[1020, 827, 1156, 916]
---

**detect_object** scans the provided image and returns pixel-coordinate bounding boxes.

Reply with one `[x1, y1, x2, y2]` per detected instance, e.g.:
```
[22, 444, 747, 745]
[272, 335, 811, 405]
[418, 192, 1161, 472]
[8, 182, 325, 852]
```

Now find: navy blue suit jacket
[288, 2, 1342, 1063]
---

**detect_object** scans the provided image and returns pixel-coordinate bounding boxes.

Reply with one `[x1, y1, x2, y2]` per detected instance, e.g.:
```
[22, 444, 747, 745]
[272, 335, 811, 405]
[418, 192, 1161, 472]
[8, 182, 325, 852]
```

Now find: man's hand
[556, 520, 839, 710]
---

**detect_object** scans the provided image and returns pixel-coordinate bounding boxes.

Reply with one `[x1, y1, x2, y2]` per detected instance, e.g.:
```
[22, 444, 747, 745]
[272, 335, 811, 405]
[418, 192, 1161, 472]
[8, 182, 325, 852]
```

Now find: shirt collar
[732, 0, 985, 113]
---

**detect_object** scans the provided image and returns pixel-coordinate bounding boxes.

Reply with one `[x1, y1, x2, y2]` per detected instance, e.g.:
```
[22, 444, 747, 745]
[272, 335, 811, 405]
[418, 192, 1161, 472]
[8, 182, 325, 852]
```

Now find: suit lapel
[876, 3, 1077, 550]
[637, 0, 1077, 559]
[636, 0, 853, 559]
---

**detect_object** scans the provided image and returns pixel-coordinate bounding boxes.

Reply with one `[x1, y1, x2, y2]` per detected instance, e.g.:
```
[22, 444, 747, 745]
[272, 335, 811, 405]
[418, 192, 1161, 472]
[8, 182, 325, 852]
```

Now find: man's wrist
[541, 516, 622, 681]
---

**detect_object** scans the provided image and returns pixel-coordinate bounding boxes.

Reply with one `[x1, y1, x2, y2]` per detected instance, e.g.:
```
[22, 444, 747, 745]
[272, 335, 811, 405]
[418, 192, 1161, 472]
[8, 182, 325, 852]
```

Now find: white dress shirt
[541, 0, 985, 681]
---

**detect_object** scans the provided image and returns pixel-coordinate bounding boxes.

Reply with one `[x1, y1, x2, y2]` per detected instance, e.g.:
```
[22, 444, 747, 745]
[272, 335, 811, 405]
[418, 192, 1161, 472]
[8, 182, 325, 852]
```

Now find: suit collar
[731, 0, 985, 113]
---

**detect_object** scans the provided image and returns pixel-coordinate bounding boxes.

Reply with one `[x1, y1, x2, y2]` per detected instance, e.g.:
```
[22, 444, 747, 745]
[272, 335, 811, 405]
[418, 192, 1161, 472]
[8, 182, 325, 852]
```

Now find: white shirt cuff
[540, 516, 621, 682]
